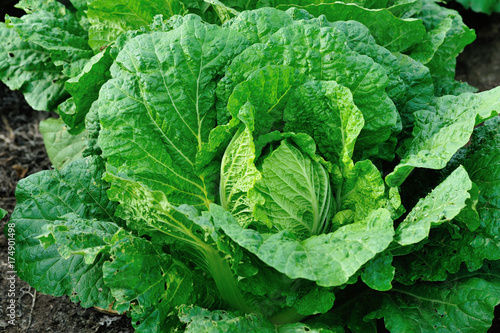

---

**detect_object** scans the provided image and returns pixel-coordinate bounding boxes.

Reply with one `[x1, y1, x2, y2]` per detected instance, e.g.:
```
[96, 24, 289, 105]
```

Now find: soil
[0, 4, 499, 333]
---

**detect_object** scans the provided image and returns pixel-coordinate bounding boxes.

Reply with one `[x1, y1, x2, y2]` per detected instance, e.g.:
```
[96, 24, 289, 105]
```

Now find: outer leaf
[63, 47, 113, 134]
[361, 253, 395, 291]
[10, 157, 120, 309]
[36, 213, 120, 265]
[456, 0, 500, 14]
[39, 117, 87, 170]
[87, 0, 186, 51]
[224, 7, 294, 44]
[394, 53, 434, 129]
[284, 285, 335, 316]
[385, 90, 495, 187]
[368, 270, 500, 333]
[7, 0, 93, 65]
[250, 139, 333, 237]
[412, 0, 476, 95]
[395, 166, 472, 246]
[276, 2, 426, 52]
[179, 305, 336, 332]
[0, 208, 7, 219]
[211, 204, 394, 287]
[103, 230, 194, 333]
[220, 127, 261, 227]
[0, 22, 68, 111]
[98, 17, 250, 208]
[284, 80, 364, 171]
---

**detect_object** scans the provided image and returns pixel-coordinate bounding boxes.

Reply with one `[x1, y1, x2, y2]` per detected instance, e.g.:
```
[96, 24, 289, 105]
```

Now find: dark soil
[0, 4, 499, 333]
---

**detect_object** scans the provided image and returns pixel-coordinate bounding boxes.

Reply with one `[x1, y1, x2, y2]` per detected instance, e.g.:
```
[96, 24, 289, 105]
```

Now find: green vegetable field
[1, 0, 500, 332]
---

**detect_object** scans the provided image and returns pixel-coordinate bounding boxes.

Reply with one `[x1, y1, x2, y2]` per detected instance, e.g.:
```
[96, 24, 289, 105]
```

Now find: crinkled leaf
[394, 53, 434, 129]
[103, 230, 194, 332]
[98, 17, 250, 208]
[385, 91, 492, 187]
[284, 80, 364, 171]
[36, 213, 119, 265]
[224, 7, 294, 44]
[326, 20, 404, 105]
[179, 305, 335, 332]
[227, 65, 301, 135]
[0, 22, 68, 111]
[250, 139, 333, 237]
[10, 156, 120, 308]
[412, 0, 476, 96]
[340, 160, 388, 222]
[63, 47, 113, 134]
[39, 117, 87, 170]
[7, 0, 93, 66]
[395, 166, 472, 246]
[87, 0, 186, 51]
[220, 127, 261, 227]
[276, 2, 426, 52]
[211, 204, 394, 287]
[220, 15, 397, 151]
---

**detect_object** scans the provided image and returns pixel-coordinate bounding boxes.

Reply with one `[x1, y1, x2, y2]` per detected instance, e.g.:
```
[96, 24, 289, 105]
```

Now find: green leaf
[211, 204, 394, 287]
[87, 0, 186, 51]
[395, 166, 472, 246]
[227, 65, 301, 136]
[0, 208, 7, 219]
[456, 0, 500, 14]
[220, 15, 397, 151]
[361, 253, 395, 291]
[0, 22, 68, 111]
[394, 53, 434, 129]
[10, 156, 121, 309]
[277, 2, 426, 52]
[327, 20, 404, 104]
[385, 91, 487, 187]
[339, 160, 388, 222]
[97, 17, 250, 208]
[36, 213, 120, 264]
[220, 127, 261, 227]
[368, 269, 500, 333]
[472, 86, 500, 124]
[39, 117, 87, 170]
[250, 139, 333, 237]
[7, 0, 93, 66]
[63, 47, 114, 134]
[284, 80, 364, 172]
[224, 7, 294, 44]
[284, 286, 335, 316]
[179, 305, 336, 332]
[411, 0, 476, 96]
[103, 230, 194, 332]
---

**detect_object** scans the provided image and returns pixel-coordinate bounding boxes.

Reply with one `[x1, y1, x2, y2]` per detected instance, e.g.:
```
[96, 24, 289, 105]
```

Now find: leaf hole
[8, 53, 14, 58]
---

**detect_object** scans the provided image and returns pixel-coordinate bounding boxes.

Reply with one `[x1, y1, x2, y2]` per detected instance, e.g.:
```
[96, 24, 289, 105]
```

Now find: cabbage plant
[2, 0, 500, 332]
